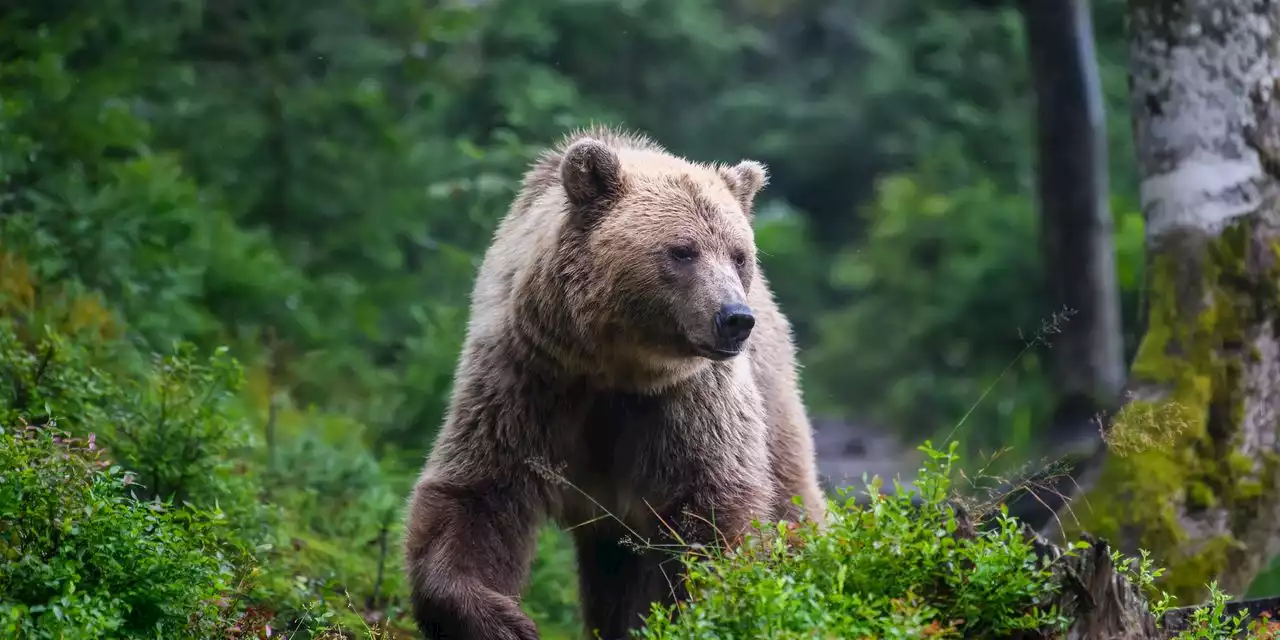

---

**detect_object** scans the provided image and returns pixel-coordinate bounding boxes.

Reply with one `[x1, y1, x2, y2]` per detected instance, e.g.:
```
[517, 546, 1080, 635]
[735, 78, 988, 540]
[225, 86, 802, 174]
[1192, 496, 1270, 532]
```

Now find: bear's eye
[669, 245, 698, 263]
[732, 251, 749, 268]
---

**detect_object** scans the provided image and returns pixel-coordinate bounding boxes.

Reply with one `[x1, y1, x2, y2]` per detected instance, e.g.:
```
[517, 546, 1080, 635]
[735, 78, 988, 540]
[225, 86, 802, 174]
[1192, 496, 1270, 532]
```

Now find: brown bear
[402, 125, 826, 640]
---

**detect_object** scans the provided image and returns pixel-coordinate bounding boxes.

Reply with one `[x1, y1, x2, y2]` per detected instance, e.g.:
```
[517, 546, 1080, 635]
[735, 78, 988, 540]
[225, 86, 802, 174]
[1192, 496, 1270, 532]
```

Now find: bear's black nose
[715, 303, 755, 345]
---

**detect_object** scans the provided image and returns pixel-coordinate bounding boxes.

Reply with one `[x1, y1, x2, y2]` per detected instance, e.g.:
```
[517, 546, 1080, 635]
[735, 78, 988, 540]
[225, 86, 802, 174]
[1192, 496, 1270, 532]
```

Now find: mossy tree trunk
[1060, 0, 1280, 603]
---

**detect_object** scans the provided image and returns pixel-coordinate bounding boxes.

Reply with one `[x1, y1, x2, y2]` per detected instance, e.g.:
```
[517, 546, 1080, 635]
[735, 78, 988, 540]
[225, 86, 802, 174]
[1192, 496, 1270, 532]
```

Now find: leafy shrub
[635, 442, 1070, 639]
[0, 321, 265, 533]
[0, 425, 237, 639]
[99, 344, 256, 505]
[0, 318, 377, 637]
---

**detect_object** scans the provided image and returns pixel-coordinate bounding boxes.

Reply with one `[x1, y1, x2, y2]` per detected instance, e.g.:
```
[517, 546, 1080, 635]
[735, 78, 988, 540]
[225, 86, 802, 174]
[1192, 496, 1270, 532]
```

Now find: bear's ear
[719, 160, 769, 213]
[560, 137, 624, 208]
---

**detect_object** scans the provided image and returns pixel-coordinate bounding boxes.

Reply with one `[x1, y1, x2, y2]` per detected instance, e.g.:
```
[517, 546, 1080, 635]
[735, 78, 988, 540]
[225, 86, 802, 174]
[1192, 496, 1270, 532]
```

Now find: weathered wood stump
[962, 507, 1280, 638]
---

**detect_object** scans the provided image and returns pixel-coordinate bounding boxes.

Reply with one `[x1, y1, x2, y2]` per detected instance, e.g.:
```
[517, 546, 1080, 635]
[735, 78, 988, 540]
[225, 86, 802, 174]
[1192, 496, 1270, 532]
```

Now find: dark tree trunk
[1005, 0, 1126, 534]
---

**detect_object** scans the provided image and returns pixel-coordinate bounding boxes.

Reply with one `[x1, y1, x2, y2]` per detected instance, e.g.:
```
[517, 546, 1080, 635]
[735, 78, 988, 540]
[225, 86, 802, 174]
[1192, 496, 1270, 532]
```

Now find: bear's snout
[713, 302, 755, 354]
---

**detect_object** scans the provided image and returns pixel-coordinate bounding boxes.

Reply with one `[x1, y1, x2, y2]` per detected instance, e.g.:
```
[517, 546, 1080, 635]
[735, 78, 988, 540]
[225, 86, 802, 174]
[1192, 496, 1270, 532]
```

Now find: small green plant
[1164, 582, 1280, 640]
[1107, 565, 1280, 640]
[1110, 547, 1177, 618]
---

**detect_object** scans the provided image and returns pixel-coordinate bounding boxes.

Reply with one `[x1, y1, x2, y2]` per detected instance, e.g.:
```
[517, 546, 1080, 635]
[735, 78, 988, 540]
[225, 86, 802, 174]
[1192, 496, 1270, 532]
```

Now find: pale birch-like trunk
[1062, 0, 1280, 602]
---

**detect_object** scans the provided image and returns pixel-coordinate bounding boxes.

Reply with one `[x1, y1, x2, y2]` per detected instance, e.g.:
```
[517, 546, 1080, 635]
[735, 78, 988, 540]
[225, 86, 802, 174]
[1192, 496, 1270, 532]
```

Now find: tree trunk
[1006, 0, 1127, 534]
[1059, 0, 1280, 603]
[1012, 530, 1161, 639]
[1026, 0, 1126, 422]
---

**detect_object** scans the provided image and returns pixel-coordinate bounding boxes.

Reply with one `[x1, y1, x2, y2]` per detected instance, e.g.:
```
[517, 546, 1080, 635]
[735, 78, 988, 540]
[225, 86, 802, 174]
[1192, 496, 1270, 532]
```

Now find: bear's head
[545, 130, 769, 387]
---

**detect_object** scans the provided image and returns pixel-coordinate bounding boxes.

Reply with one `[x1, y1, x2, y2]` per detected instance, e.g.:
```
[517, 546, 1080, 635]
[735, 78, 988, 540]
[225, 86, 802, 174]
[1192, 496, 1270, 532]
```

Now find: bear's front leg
[402, 347, 556, 640]
[573, 493, 762, 640]
[404, 473, 544, 640]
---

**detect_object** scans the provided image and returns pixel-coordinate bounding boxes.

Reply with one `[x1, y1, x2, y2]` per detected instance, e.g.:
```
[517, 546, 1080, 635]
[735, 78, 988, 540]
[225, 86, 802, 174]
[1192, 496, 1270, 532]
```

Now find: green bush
[0, 425, 237, 639]
[0, 318, 395, 637]
[0, 321, 265, 534]
[636, 442, 1070, 639]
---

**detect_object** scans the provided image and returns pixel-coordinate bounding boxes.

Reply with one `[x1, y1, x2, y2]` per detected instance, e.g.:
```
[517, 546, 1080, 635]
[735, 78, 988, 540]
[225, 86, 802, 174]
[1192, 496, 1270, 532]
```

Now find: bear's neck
[509, 307, 710, 396]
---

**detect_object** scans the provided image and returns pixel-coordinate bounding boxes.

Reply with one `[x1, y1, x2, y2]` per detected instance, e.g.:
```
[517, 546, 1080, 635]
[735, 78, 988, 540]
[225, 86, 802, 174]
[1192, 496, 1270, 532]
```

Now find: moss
[1069, 219, 1280, 602]
[1228, 452, 1257, 478]
[1237, 480, 1264, 502]
[1186, 481, 1217, 509]
[1163, 535, 1237, 599]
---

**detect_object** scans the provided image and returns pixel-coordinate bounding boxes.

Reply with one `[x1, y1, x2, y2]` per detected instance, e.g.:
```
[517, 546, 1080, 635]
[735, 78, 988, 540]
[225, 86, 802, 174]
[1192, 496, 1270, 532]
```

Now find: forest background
[2, 0, 1267, 637]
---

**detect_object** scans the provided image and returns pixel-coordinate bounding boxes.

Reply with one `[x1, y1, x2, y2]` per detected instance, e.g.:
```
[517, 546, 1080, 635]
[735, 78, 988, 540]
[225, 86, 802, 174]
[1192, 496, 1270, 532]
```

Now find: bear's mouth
[698, 345, 743, 361]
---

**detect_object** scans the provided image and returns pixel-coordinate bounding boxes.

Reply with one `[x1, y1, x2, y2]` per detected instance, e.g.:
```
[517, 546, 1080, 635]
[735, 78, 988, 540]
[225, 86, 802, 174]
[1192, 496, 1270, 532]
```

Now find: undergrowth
[634, 442, 1068, 639]
[629, 441, 1280, 639]
[0, 315, 582, 639]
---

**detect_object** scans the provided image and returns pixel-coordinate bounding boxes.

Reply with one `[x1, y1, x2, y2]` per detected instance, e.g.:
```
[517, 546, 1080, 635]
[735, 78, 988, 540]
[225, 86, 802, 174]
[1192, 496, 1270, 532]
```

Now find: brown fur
[403, 126, 826, 640]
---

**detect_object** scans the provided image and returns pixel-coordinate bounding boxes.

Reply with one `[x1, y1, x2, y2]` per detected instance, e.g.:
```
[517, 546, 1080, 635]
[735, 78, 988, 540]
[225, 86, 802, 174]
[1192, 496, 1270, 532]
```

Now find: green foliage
[0, 426, 235, 639]
[1111, 550, 1280, 639]
[0, 320, 263, 529]
[0, 0, 497, 459]
[632, 443, 1280, 639]
[635, 442, 1071, 639]
[0, 313, 400, 636]
[0, 297, 578, 637]
[805, 150, 1147, 453]
[99, 345, 255, 507]
[807, 155, 1048, 449]
[0, 3, 304, 350]
[1166, 583, 1279, 639]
